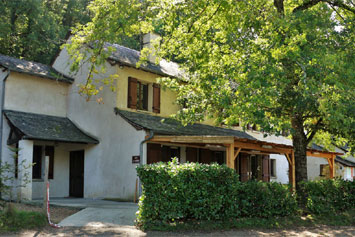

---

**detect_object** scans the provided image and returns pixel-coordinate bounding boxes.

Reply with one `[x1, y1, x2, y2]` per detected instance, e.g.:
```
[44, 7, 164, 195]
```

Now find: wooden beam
[234, 141, 292, 154]
[307, 151, 337, 159]
[151, 135, 234, 144]
[234, 147, 241, 160]
[285, 153, 291, 165]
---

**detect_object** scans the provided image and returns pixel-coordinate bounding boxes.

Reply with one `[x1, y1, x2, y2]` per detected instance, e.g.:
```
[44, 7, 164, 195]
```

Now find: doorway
[69, 150, 84, 197]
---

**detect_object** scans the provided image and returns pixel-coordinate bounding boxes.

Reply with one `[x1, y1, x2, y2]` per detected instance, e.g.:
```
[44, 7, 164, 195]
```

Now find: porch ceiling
[4, 110, 99, 144]
[150, 135, 343, 158]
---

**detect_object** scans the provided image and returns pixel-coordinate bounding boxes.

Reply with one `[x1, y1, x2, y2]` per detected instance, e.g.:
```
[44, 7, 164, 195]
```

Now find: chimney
[143, 33, 160, 64]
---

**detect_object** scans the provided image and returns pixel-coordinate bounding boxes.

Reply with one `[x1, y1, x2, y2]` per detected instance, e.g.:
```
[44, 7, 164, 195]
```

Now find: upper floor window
[128, 77, 160, 113]
[137, 81, 148, 110]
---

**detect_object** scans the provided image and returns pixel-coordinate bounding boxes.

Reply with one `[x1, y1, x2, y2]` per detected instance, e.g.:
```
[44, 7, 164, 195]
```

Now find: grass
[138, 209, 355, 231]
[0, 203, 47, 232]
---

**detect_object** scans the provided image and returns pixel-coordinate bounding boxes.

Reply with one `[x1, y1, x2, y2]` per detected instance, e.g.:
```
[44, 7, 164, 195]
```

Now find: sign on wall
[132, 156, 140, 164]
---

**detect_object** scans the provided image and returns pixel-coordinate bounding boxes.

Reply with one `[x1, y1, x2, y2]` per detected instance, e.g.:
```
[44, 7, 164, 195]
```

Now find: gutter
[0, 68, 10, 197]
[138, 130, 154, 196]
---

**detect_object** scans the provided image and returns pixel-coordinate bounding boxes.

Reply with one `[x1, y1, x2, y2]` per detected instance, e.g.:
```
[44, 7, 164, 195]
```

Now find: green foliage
[136, 160, 298, 227]
[0, 0, 91, 64]
[237, 181, 298, 218]
[0, 203, 46, 232]
[298, 179, 355, 215]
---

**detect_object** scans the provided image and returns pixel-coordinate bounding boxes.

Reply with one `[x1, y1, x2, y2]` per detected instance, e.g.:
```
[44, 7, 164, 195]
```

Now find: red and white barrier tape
[46, 182, 61, 228]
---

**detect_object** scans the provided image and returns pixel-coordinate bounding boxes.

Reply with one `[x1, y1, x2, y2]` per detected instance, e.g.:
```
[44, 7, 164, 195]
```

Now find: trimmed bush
[136, 159, 298, 226]
[298, 179, 355, 215]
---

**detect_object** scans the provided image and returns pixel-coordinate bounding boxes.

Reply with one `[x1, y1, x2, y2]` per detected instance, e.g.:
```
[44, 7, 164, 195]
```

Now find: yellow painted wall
[115, 66, 180, 117]
[115, 65, 216, 125]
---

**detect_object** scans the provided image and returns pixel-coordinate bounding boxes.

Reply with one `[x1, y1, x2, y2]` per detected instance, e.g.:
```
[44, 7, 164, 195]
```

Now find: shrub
[237, 181, 298, 218]
[136, 159, 298, 226]
[298, 179, 355, 215]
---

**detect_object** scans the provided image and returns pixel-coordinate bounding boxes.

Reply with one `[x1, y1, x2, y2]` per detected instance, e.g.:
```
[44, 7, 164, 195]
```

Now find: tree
[0, 0, 91, 64]
[66, 0, 355, 186]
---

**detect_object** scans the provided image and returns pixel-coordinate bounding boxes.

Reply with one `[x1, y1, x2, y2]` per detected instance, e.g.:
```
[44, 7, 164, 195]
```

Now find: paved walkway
[33, 198, 139, 228]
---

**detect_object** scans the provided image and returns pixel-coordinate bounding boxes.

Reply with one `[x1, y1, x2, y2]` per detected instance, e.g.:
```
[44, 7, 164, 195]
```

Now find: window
[32, 146, 54, 179]
[32, 146, 42, 179]
[270, 159, 276, 177]
[137, 81, 148, 110]
[128, 77, 160, 113]
[320, 164, 326, 176]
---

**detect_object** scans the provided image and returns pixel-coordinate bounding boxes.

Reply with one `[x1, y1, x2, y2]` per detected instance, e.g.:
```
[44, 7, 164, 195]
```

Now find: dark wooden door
[69, 150, 84, 197]
[147, 143, 162, 164]
[240, 153, 249, 182]
[186, 147, 198, 162]
[262, 155, 270, 182]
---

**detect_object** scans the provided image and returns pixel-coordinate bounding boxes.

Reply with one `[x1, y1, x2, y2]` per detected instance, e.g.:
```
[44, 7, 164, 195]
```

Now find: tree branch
[293, 0, 355, 14]
[306, 118, 323, 144]
[326, 0, 355, 14]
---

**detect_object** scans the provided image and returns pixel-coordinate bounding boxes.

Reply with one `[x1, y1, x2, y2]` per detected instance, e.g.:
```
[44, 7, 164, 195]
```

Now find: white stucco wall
[53, 49, 146, 200]
[3, 72, 68, 116]
[17, 140, 33, 200]
[31, 141, 88, 199]
[307, 156, 328, 180]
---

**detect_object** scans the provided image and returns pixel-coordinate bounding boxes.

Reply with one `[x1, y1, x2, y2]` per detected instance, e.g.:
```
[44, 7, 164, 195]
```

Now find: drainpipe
[138, 130, 154, 196]
[0, 69, 10, 198]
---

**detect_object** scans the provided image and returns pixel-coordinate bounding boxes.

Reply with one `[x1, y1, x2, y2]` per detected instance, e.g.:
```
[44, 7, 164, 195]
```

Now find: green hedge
[136, 160, 298, 225]
[298, 179, 355, 215]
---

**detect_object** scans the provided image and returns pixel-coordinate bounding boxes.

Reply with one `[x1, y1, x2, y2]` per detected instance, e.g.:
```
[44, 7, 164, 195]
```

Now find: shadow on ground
[7, 225, 355, 237]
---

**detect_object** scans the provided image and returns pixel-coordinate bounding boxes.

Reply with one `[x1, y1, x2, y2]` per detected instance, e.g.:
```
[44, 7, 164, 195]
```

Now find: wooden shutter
[262, 155, 270, 182]
[128, 77, 138, 109]
[240, 153, 249, 182]
[45, 146, 54, 179]
[147, 143, 162, 164]
[186, 147, 198, 162]
[152, 83, 160, 113]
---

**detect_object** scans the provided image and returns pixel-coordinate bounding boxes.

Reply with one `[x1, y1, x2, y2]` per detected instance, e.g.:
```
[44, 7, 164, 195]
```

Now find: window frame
[270, 159, 276, 178]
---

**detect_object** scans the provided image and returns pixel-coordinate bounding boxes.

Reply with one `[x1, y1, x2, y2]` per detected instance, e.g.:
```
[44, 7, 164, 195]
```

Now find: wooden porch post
[226, 143, 235, 169]
[327, 155, 335, 178]
[285, 152, 296, 191]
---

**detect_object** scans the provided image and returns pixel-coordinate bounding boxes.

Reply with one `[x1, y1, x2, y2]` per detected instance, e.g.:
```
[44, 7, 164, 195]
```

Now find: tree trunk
[291, 116, 308, 185]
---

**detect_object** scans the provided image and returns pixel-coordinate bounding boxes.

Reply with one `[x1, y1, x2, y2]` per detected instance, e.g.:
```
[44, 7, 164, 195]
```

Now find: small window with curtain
[32, 145, 55, 179]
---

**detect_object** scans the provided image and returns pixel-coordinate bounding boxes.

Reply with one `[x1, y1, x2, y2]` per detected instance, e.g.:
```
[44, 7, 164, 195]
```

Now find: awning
[4, 110, 98, 144]
[114, 108, 255, 140]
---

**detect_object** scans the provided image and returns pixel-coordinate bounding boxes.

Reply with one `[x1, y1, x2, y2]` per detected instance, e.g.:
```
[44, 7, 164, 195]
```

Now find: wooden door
[199, 149, 213, 164]
[186, 147, 198, 162]
[240, 153, 249, 182]
[147, 143, 162, 164]
[69, 150, 84, 197]
[262, 155, 270, 182]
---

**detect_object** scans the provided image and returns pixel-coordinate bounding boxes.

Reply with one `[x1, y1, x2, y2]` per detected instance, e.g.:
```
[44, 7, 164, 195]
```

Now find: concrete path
[59, 206, 138, 227]
[32, 198, 139, 228]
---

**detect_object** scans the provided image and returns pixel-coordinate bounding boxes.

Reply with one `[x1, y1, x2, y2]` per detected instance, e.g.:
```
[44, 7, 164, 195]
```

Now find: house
[0, 54, 98, 200]
[308, 144, 355, 181]
[0, 34, 342, 201]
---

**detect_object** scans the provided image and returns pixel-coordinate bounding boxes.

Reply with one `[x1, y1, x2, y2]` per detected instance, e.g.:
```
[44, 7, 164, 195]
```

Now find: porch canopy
[115, 108, 343, 189]
[4, 110, 99, 145]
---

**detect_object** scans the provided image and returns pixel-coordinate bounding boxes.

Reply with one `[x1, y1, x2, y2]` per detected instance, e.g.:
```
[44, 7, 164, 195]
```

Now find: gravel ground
[5, 225, 355, 237]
